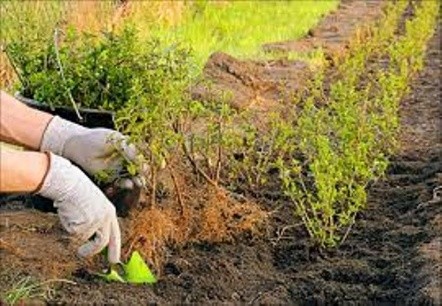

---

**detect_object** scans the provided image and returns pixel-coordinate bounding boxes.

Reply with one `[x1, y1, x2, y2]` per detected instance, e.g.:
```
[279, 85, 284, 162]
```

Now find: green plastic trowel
[99, 251, 157, 284]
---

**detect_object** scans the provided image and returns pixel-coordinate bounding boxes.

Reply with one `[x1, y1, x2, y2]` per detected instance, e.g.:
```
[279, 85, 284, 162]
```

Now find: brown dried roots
[124, 166, 267, 275]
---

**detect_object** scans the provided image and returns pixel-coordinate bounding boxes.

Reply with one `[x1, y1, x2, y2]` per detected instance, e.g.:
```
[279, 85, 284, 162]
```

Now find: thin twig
[199, 151, 214, 178]
[124, 234, 140, 258]
[53, 28, 82, 121]
[270, 223, 303, 245]
[150, 166, 157, 206]
[182, 142, 218, 187]
[215, 119, 223, 183]
[340, 213, 356, 246]
[167, 164, 186, 216]
[39, 279, 77, 286]
[255, 131, 276, 186]
[3, 46, 26, 88]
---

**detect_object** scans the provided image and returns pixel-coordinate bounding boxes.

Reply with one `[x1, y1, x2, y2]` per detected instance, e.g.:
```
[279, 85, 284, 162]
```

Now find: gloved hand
[40, 116, 144, 189]
[37, 152, 121, 263]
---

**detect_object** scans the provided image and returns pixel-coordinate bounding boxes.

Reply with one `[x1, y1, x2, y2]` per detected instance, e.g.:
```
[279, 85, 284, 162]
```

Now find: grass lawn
[1, 1, 338, 88]
[141, 1, 339, 67]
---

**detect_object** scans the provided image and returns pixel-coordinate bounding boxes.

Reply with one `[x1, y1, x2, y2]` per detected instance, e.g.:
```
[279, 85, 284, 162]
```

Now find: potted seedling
[6, 27, 147, 216]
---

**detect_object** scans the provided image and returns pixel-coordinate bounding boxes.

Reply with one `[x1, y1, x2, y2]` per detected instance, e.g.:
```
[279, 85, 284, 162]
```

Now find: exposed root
[124, 166, 268, 275]
[197, 187, 267, 243]
[124, 207, 176, 271]
[0, 238, 24, 257]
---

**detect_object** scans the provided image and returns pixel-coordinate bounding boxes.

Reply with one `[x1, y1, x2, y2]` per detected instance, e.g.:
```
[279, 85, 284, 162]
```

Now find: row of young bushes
[6, 0, 439, 248]
[275, 0, 439, 246]
[116, 0, 440, 248]
[208, 0, 438, 247]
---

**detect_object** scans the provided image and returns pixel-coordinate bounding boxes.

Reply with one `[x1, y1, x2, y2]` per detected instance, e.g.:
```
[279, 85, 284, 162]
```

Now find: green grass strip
[145, 1, 338, 68]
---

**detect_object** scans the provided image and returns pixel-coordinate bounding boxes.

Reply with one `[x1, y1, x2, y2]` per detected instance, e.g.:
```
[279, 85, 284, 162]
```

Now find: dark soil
[1, 2, 440, 305]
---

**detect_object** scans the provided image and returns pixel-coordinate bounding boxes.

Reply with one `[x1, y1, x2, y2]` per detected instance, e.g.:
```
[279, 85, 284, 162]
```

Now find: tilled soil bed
[55, 24, 442, 305]
[1, 3, 441, 306]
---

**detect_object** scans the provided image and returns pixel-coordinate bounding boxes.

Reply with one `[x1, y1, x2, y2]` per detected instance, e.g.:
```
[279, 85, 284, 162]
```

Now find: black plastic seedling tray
[15, 93, 116, 129]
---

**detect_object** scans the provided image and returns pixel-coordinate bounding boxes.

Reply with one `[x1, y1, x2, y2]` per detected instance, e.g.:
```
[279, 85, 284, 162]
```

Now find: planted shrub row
[276, 0, 439, 247]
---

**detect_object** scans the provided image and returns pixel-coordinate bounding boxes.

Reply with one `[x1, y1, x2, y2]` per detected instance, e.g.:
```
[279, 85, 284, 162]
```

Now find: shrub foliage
[5, 0, 439, 249]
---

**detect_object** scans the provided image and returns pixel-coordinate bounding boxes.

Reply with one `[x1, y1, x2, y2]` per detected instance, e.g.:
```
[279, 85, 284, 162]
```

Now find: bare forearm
[0, 91, 53, 150]
[0, 149, 49, 193]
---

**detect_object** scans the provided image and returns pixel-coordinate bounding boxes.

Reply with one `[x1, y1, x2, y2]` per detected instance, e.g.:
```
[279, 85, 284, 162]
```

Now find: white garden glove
[40, 116, 143, 189]
[37, 152, 121, 264]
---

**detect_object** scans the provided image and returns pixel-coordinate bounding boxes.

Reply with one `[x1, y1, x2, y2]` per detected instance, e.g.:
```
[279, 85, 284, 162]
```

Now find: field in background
[135, 1, 338, 67]
[0, 0, 337, 89]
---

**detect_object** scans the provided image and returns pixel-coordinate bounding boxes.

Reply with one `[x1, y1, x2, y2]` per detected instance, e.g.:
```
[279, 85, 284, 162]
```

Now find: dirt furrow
[192, 0, 386, 115]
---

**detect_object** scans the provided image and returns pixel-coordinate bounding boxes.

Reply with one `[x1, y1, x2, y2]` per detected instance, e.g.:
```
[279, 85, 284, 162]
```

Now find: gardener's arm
[0, 149, 121, 263]
[0, 90, 143, 187]
[0, 90, 53, 150]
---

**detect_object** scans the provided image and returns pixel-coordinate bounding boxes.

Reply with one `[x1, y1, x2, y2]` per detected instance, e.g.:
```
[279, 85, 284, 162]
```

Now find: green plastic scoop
[99, 251, 157, 284]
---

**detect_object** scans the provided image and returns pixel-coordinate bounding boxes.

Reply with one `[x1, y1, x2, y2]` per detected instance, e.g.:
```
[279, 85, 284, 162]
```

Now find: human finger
[107, 217, 121, 264]
[77, 222, 110, 258]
